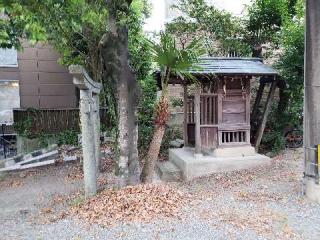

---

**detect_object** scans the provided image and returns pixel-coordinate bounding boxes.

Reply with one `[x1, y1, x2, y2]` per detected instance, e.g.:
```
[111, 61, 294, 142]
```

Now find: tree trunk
[141, 96, 169, 183]
[115, 27, 140, 188]
[277, 88, 289, 116]
[252, 44, 263, 58]
[117, 66, 130, 188]
[100, 2, 140, 187]
[128, 101, 141, 185]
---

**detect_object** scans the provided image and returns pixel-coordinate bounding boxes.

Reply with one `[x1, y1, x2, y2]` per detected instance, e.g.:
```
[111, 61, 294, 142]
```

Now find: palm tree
[140, 32, 205, 183]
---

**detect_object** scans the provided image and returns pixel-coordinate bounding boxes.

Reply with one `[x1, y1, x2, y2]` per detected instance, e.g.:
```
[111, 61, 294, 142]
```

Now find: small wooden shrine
[165, 57, 280, 156]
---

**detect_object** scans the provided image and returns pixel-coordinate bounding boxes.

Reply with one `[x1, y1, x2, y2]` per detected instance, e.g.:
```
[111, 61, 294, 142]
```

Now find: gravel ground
[1, 148, 320, 240]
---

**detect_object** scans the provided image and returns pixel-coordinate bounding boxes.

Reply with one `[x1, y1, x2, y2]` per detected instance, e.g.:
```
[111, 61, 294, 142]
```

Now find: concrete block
[4, 158, 16, 167]
[4, 155, 23, 167]
[63, 155, 78, 162]
[305, 179, 320, 203]
[169, 147, 271, 181]
[213, 145, 255, 158]
[156, 161, 182, 182]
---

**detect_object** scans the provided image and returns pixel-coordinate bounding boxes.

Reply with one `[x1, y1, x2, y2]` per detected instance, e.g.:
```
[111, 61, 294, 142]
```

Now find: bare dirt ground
[0, 148, 319, 240]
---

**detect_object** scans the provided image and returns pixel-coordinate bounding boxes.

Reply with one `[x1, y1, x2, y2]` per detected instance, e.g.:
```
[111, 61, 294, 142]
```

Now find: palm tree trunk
[140, 124, 166, 183]
[141, 95, 169, 183]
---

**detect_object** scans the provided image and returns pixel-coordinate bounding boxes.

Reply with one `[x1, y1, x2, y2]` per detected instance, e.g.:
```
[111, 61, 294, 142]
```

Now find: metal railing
[0, 136, 17, 159]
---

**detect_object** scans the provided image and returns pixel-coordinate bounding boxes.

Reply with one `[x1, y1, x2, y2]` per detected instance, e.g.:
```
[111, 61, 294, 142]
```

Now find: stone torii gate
[69, 65, 102, 197]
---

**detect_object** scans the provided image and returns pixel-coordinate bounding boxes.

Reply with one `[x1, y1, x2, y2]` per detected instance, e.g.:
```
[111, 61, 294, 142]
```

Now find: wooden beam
[195, 84, 202, 154]
[251, 80, 266, 124]
[254, 80, 278, 151]
[183, 84, 188, 147]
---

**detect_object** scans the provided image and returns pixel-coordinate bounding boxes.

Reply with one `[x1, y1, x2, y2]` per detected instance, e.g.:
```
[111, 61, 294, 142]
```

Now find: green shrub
[56, 129, 79, 146]
[138, 75, 157, 154]
[160, 126, 183, 157]
[170, 97, 183, 108]
[13, 116, 33, 138]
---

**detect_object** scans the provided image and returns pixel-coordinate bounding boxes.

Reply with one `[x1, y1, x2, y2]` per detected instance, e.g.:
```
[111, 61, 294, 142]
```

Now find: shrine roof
[189, 57, 278, 76]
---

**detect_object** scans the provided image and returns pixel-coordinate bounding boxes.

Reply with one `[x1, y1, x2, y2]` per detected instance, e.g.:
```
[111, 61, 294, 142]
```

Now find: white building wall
[0, 81, 20, 124]
[0, 48, 20, 124]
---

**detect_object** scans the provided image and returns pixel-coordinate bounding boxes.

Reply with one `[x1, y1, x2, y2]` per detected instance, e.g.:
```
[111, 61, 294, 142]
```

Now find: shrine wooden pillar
[251, 79, 266, 123]
[194, 84, 202, 155]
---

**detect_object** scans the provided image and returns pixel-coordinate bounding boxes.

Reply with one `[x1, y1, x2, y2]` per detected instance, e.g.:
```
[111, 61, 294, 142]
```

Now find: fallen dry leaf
[70, 184, 190, 227]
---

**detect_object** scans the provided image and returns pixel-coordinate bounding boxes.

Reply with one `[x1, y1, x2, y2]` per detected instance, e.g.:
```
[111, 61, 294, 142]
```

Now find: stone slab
[4, 144, 58, 167]
[0, 159, 56, 172]
[18, 150, 59, 166]
[20, 160, 56, 170]
[63, 155, 78, 162]
[169, 147, 271, 181]
[0, 165, 21, 172]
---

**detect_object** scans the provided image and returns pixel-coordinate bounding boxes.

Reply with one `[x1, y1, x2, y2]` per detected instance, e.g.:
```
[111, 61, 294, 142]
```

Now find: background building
[0, 42, 77, 125]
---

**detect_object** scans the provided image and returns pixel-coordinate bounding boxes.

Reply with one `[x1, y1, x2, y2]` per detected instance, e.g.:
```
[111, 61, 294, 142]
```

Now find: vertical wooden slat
[188, 98, 190, 123]
[245, 79, 251, 124]
[192, 98, 194, 123]
[183, 84, 188, 146]
[200, 97, 203, 125]
[212, 97, 215, 124]
[203, 97, 205, 124]
[217, 93, 223, 124]
[209, 97, 211, 124]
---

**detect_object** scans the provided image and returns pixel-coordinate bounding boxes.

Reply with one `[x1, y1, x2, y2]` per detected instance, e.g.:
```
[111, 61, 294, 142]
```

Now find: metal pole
[304, 0, 320, 202]
[1, 124, 6, 159]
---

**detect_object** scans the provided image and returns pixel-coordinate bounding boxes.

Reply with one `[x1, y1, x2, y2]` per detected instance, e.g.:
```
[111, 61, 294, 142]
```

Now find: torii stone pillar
[69, 65, 102, 198]
[304, 0, 320, 203]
